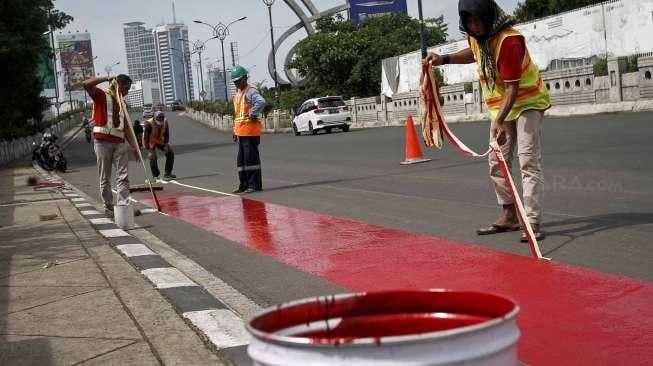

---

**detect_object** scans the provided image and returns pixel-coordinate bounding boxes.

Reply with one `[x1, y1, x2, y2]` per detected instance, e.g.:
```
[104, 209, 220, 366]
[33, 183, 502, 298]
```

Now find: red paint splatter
[143, 193, 653, 365]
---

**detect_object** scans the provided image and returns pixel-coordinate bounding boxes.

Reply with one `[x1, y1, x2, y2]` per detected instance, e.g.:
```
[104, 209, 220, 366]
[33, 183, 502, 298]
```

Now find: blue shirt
[245, 87, 267, 119]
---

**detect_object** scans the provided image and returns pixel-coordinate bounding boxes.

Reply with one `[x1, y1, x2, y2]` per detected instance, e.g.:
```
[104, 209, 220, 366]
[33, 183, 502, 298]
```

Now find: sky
[54, 0, 519, 97]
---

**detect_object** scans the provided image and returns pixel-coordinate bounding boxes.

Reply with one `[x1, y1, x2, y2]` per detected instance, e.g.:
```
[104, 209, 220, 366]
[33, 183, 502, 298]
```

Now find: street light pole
[418, 0, 427, 58]
[194, 17, 247, 101]
[65, 67, 73, 110]
[191, 40, 207, 100]
[46, 27, 60, 116]
[219, 38, 227, 100]
[179, 43, 190, 102]
[263, 0, 279, 109]
[105, 61, 120, 77]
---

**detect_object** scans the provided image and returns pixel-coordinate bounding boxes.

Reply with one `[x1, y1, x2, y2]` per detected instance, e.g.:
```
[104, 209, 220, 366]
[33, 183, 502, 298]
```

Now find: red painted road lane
[143, 193, 653, 365]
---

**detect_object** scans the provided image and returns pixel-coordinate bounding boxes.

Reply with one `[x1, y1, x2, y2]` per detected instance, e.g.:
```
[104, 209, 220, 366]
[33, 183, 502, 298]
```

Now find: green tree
[288, 13, 447, 99]
[0, 0, 72, 139]
[514, 0, 604, 22]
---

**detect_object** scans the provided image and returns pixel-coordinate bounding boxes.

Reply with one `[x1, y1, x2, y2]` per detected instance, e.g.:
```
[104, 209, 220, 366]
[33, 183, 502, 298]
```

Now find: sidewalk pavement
[0, 167, 226, 365]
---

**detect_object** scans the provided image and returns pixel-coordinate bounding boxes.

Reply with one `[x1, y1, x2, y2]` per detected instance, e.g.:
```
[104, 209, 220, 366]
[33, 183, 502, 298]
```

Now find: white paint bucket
[246, 290, 520, 366]
[114, 203, 134, 230]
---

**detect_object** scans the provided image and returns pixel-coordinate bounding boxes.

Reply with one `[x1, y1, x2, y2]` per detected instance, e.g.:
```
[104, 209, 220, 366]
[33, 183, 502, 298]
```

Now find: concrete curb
[32, 165, 254, 365]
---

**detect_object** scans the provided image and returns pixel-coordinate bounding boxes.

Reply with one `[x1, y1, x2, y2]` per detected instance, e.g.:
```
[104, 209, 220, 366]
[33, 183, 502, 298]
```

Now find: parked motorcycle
[82, 118, 94, 143]
[32, 132, 67, 173]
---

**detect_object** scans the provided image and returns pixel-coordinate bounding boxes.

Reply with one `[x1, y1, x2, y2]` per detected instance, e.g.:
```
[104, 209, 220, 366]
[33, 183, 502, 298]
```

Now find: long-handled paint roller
[115, 88, 162, 211]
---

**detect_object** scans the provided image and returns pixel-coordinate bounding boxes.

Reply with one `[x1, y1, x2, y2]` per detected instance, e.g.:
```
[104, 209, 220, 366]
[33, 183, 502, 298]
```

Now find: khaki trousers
[94, 139, 130, 210]
[488, 110, 544, 225]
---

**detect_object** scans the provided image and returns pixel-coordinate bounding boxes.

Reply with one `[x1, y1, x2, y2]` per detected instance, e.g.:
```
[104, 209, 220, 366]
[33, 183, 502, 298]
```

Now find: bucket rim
[246, 289, 519, 348]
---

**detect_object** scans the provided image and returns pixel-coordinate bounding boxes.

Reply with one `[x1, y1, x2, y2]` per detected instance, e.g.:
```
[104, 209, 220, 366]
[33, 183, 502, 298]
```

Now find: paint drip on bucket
[246, 289, 521, 366]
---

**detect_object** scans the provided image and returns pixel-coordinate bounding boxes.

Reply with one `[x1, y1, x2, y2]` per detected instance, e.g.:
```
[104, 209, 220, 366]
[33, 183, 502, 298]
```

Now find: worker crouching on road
[78, 74, 141, 218]
[143, 111, 176, 181]
[231, 65, 267, 194]
[426, 0, 550, 242]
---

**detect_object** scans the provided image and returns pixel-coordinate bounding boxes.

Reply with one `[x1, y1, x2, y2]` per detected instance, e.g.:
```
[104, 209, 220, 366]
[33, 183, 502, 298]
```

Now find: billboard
[57, 33, 96, 91]
[37, 34, 56, 98]
[348, 0, 408, 24]
[381, 0, 653, 96]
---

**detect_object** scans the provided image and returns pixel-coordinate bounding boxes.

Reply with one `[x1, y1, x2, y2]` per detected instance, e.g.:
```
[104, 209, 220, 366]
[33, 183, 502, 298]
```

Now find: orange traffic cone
[400, 115, 432, 165]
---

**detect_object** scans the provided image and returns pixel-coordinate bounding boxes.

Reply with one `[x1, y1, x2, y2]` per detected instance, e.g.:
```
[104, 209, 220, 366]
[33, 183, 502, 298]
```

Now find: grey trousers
[94, 139, 130, 210]
[488, 110, 544, 225]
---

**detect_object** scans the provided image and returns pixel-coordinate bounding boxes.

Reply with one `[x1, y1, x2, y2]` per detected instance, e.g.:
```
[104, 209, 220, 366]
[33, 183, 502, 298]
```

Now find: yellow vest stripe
[469, 27, 550, 121]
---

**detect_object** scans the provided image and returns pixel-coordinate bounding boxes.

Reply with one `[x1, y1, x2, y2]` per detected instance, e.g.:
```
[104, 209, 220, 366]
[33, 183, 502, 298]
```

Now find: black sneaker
[232, 188, 246, 194]
[243, 188, 256, 194]
[163, 174, 176, 181]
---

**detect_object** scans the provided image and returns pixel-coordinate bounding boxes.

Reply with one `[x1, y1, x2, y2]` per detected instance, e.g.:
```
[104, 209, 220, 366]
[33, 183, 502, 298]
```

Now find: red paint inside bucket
[249, 290, 516, 345]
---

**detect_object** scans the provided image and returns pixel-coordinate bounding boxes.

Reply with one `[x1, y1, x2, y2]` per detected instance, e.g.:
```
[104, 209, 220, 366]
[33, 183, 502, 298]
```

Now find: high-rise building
[123, 80, 162, 109]
[123, 22, 158, 82]
[207, 66, 236, 102]
[153, 23, 194, 106]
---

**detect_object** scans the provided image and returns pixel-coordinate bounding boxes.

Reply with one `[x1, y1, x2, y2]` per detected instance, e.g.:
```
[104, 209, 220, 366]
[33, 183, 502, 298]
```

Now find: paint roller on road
[130, 181, 163, 193]
[116, 89, 162, 211]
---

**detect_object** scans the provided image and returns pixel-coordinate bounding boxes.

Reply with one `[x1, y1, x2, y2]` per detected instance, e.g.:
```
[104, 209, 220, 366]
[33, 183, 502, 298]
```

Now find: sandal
[476, 223, 521, 235]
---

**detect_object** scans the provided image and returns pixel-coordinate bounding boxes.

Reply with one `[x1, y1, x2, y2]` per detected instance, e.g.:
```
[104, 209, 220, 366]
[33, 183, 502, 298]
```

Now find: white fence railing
[185, 109, 293, 133]
[0, 114, 81, 166]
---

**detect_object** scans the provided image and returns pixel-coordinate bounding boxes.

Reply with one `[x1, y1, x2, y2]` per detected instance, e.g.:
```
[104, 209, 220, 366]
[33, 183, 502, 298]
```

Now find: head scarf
[458, 0, 516, 90]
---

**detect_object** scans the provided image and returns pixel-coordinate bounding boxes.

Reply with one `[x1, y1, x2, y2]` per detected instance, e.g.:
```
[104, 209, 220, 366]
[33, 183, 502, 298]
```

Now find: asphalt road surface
[61, 111, 653, 307]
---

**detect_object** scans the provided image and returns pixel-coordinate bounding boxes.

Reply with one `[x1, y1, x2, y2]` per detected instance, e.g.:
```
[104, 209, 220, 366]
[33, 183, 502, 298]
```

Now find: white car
[292, 96, 351, 136]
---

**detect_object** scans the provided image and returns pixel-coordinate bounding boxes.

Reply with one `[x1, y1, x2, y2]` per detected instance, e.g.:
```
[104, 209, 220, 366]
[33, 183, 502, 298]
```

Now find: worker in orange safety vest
[231, 65, 267, 194]
[426, 0, 550, 242]
[143, 111, 175, 181]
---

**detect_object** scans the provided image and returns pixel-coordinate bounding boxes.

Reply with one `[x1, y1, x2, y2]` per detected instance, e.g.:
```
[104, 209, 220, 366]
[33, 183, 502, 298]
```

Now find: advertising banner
[57, 33, 95, 91]
[348, 0, 408, 24]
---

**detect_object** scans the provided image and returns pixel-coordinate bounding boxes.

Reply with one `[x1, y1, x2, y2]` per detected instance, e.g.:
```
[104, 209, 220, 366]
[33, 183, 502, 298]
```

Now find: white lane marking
[64, 193, 80, 197]
[90, 217, 113, 225]
[80, 210, 101, 215]
[183, 309, 250, 349]
[75, 203, 93, 208]
[116, 244, 156, 257]
[99, 228, 130, 238]
[141, 267, 197, 289]
[129, 229, 262, 320]
[71, 197, 86, 202]
[169, 180, 236, 197]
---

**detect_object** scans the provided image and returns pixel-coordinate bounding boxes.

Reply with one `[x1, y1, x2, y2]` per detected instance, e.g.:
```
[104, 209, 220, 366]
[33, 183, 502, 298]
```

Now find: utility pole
[47, 27, 60, 116]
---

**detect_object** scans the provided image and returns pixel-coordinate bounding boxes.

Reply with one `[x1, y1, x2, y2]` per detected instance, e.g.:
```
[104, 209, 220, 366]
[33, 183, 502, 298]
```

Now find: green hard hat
[230, 65, 248, 82]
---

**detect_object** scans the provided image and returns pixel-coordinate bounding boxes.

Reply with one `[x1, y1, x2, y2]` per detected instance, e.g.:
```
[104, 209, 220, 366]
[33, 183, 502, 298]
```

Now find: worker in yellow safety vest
[231, 65, 267, 194]
[143, 111, 175, 181]
[426, 0, 550, 242]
